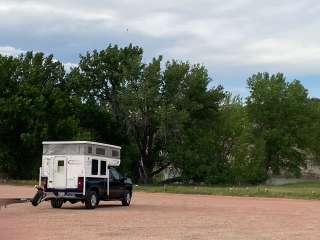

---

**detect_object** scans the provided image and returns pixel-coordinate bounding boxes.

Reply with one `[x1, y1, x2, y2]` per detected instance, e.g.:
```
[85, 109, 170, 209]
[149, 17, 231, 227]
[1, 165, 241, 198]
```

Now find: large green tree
[217, 95, 265, 184]
[67, 44, 144, 180]
[0, 52, 80, 178]
[162, 61, 226, 183]
[69, 45, 225, 183]
[246, 72, 310, 177]
[309, 98, 320, 163]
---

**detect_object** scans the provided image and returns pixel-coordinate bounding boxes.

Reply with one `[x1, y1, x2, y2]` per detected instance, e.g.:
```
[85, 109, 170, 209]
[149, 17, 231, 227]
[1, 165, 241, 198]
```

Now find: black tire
[122, 191, 131, 206]
[50, 199, 63, 208]
[32, 190, 45, 206]
[85, 191, 98, 209]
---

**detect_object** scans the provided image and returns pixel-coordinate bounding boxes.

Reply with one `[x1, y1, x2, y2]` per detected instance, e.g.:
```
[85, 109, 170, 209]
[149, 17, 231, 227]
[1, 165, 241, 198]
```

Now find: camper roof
[42, 141, 121, 149]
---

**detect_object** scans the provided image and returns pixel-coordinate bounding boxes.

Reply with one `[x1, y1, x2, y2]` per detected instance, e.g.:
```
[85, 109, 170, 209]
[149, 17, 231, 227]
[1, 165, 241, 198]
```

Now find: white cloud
[0, 46, 25, 57]
[0, 0, 319, 96]
[63, 62, 78, 71]
[244, 38, 320, 65]
[0, 45, 77, 71]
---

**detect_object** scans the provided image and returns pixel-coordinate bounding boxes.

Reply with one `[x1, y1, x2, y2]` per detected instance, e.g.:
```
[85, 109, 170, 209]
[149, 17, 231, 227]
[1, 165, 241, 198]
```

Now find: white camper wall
[41, 156, 50, 177]
[66, 155, 84, 189]
[41, 154, 84, 189]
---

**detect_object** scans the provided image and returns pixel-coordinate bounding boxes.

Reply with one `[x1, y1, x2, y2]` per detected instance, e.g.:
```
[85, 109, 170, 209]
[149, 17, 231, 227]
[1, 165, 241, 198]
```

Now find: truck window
[109, 168, 121, 181]
[100, 161, 106, 175]
[91, 159, 98, 175]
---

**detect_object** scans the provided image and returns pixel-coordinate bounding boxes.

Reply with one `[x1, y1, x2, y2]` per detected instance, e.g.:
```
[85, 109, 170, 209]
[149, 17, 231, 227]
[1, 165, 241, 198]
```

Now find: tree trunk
[138, 149, 154, 184]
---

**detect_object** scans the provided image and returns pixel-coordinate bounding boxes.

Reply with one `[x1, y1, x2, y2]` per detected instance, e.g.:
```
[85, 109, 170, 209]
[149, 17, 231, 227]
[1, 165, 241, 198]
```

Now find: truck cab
[36, 141, 132, 209]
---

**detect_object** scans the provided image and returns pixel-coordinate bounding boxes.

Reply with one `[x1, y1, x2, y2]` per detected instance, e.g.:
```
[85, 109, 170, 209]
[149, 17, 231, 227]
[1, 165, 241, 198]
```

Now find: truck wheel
[51, 199, 63, 208]
[85, 191, 98, 209]
[122, 191, 131, 206]
[32, 190, 45, 206]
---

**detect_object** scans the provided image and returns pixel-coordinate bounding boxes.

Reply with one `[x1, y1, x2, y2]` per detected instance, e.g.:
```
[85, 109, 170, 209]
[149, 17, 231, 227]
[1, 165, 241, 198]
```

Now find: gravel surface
[1, 185, 320, 240]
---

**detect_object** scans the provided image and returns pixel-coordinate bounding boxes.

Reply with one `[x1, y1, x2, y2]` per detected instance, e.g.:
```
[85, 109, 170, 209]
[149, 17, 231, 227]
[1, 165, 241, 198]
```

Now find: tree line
[0, 44, 319, 184]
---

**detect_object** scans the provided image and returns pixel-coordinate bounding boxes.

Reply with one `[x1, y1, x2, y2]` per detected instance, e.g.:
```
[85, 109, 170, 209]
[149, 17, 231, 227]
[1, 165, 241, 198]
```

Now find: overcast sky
[0, 0, 319, 97]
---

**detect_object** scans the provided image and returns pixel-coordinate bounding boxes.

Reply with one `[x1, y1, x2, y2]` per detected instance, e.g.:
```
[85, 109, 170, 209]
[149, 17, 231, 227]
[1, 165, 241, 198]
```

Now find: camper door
[53, 156, 67, 188]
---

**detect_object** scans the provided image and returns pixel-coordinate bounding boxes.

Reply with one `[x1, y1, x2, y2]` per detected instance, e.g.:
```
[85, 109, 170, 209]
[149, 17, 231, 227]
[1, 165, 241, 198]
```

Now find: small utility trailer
[32, 141, 132, 209]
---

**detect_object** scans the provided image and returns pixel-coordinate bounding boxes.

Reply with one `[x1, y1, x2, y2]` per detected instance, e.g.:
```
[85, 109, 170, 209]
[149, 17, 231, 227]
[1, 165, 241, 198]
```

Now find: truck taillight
[41, 177, 48, 190]
[77, 177, 84, 192]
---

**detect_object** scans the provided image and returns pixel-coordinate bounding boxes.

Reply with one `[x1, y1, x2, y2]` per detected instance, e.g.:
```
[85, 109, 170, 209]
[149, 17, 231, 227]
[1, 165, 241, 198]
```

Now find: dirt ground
[1, 185, 320, 240]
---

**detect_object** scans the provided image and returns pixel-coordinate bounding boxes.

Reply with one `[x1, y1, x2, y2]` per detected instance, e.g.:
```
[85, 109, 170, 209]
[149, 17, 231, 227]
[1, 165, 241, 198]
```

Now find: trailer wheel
[85, 191, 98, 209]
[51, 199, 63, 208]
[122, 191, 131, 206]
[32, 190, 45, 206]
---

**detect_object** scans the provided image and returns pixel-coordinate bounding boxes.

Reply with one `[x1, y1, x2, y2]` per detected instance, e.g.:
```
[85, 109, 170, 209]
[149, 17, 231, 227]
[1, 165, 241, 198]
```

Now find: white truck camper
[32, 141, 133, 209]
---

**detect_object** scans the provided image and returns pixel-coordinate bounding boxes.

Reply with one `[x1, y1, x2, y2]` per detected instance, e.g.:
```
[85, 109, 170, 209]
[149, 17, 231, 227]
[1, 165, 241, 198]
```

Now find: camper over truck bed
[33, 141, 132, 209]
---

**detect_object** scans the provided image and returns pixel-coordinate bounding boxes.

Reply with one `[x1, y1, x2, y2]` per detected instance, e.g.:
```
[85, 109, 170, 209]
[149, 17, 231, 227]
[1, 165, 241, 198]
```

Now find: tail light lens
[41, 177, 48, 190]
[77, 177, 84, 192]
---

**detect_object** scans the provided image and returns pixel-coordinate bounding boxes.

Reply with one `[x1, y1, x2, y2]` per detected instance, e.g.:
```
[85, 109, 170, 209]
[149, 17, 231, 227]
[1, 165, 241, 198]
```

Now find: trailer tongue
[0, 197, 32, 209]
[0, 185, 46, 209]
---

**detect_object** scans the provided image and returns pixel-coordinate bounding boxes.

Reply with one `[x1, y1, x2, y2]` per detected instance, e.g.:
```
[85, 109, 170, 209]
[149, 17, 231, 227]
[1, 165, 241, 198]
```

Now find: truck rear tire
[85, 191, 98, 209]
[51, 199, 63, 208]
[122, 191, 131, 206]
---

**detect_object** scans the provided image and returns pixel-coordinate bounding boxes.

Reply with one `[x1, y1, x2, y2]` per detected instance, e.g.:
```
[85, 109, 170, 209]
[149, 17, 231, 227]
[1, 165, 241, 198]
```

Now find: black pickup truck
[33, 167, 133, 209]
[83, 167, 133, 209]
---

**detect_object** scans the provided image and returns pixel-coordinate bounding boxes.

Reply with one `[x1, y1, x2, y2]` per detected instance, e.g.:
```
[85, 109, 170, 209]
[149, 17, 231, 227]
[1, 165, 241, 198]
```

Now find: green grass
[135, 181, 320, 200]
[3, 179, 320, 200]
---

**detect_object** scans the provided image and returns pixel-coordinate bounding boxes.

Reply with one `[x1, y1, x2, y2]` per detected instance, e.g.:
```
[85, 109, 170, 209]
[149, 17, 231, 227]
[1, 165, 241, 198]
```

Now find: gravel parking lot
[1, 185, 320, 240]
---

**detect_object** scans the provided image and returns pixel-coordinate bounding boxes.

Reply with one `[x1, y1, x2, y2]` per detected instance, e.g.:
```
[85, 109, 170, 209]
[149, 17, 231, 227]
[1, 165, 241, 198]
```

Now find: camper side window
[100, 161, 106, 175]
[88, 146, 92, 154]
[112, 150, 119, 157]
[96, 147, 105, 156]
[91, 159, 98, 175]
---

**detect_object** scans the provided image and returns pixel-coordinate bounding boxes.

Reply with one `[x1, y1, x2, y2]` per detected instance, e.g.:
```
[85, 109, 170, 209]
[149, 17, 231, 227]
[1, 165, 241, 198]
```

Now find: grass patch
[0, 179, 38, 186]
[135, 181, 320, 200]
[3, 179, 320, 200]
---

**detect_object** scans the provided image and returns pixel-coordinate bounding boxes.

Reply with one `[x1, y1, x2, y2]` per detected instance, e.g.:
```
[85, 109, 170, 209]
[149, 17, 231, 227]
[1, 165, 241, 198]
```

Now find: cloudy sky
[0, 0, 319, 97]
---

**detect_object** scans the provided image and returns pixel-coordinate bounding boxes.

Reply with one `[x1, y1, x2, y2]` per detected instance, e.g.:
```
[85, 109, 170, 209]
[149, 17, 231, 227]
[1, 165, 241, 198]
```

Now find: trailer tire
[122, 191, 131, 206]
[85, 191, 98, 209]
[51, 199, 63, 208]
[32, 190, 45, 206]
